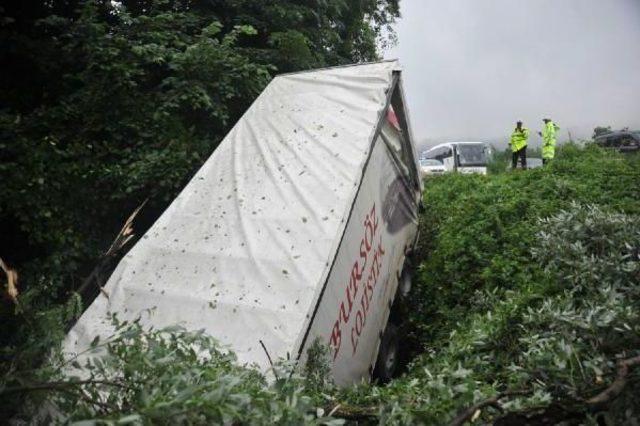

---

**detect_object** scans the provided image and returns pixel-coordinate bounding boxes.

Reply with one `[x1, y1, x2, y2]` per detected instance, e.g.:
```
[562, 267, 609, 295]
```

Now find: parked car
[419, 158, 446, 176]
[525, 158, 543, 169]
[423, 142, 490, 174]
[508, 157, 543, 170]
[594, 130, 640, 153]
[63, 60, 422, 386]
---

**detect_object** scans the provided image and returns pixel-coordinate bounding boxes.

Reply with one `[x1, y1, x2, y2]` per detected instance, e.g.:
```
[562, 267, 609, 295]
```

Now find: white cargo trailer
[64, 60, 422, 385]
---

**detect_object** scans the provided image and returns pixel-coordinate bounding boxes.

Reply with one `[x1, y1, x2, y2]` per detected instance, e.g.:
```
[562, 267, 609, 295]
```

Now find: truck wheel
[398, 267, 412, 299]
[389, 264, 413, 326]
[373, 322, 399, 383]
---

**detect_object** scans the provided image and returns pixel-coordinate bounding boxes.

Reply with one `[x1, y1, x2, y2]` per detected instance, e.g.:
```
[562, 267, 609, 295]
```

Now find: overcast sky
[384, 0, 640, 146]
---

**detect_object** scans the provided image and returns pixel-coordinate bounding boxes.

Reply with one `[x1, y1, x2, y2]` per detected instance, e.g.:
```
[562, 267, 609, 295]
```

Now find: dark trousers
[543, 158, 550, 165]
[512, 147, 527, 169]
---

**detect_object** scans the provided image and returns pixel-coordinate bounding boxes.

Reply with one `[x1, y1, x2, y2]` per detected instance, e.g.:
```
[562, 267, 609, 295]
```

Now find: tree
[0, 0, 401, 396]
[0, 0, 401, 273]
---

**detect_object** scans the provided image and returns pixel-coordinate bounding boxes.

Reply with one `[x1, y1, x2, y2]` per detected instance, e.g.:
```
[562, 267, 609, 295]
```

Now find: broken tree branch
[259, 339, 279, 381]
[587, 355, 640, 408]
[449, 390, 532, 426]
[328, 403, 378, 420]
[75, 199, 147, 298]
[104, 199, 147, 258]
[0, 379, 130, 396]
[493, 355, 640, 425]
[0, 256, 19, 304]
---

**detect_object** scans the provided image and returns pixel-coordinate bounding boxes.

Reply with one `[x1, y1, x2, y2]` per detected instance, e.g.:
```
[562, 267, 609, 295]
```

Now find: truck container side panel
[61, 61, 406, 382]
[300, 133, 418, 385]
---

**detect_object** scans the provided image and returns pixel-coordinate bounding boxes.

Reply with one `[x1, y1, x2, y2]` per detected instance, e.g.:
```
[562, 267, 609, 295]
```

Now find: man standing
[538, 118, 560, 165]
[510, 121, 529, 169]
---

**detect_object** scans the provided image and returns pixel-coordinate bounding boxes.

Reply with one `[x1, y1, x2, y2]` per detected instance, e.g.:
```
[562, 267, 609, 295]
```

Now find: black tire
[389, 265, 412, 326]
[397, 267, 412, 299]
[373, 322, 399, 383]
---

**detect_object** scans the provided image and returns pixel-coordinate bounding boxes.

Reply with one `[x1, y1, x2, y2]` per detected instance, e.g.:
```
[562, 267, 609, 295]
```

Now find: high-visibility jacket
[510, 127, 529, 152]
[542, 121, 559, 159]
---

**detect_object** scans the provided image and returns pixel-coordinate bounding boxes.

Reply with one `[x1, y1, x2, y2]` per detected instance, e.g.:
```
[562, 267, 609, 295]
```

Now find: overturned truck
[65, 60, 422, 385]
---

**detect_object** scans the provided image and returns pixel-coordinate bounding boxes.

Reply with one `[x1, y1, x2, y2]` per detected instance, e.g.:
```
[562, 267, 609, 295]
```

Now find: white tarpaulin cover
[64, 60, 407, 376]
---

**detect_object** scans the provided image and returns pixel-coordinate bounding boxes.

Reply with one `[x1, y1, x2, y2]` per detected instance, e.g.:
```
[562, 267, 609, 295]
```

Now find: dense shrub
[335, 145, 640, 424]
[4, 146, 639, 424]
[409, 144, 639, 348]
[9, 320, 341, 425]
[1, 3, 638, 418]
[0, 0, 400, 394]
[342, 201, 638, 424]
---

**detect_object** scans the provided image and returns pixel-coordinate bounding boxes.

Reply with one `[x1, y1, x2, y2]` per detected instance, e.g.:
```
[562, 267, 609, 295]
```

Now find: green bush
[2, 4, 638, 418]
[334, 206, 638, 423]
[0, 0, 400, 394]
[334, 145, 640, 424]
[409, 144, 639, 346]
[5, 145, 639, 425]
[8, 319, 342, 425]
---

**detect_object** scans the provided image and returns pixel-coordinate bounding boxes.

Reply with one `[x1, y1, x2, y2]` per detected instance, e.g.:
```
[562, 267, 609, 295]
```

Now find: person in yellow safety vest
[510, 121, 529, 169]
[538, 118, 560, 165]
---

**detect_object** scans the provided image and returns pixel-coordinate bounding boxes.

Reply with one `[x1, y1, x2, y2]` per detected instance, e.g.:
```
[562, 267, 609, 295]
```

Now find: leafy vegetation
[1, 1, 639, 423]
[343, 144, 640, 424]
[0, 0, 399, 275]
[3, 144, 639, 424]
[486, 146, 542, 174]
[0, 0, 399, 399]
[12, 319, 339, 425]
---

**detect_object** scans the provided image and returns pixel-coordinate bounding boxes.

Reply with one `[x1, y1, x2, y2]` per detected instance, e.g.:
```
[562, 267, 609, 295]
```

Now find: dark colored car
[594, 130, 640, 153]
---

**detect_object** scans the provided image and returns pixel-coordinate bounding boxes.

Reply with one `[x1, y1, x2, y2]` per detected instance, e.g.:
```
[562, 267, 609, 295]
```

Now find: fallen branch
[0, 379, 129, 396]
[492, 402, 585, 426]
[449, 390, 531, 426]
[75, 199, 147, 299]
[328, 403, 378, 420]
[259, 339, 279, 381]
[587, 355, 640, 408]
[76, 387, 120, 413]
[0, 257, 19, 304]
[104, 199, 147, 258]
[493, 355, 640, 425]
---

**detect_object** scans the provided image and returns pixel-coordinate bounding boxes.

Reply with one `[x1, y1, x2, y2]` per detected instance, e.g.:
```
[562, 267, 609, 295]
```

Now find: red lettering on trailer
[350, 236, 385, 355]
[329, 321, 341, 358]
[329, 203, 385, 360]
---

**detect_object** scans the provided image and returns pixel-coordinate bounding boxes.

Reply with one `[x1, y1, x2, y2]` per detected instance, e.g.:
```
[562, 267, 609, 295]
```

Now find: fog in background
[384, 0, 640, 150]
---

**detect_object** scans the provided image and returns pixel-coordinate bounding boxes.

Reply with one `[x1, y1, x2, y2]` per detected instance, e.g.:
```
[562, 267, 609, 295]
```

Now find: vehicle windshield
[456, 144, 487, 166]
[420, 159, 442, 166]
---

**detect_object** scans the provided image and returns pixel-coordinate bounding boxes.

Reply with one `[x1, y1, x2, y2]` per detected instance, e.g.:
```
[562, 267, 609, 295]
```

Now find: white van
[63, 60, 422, 385]
[424, 142, 490, 174]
